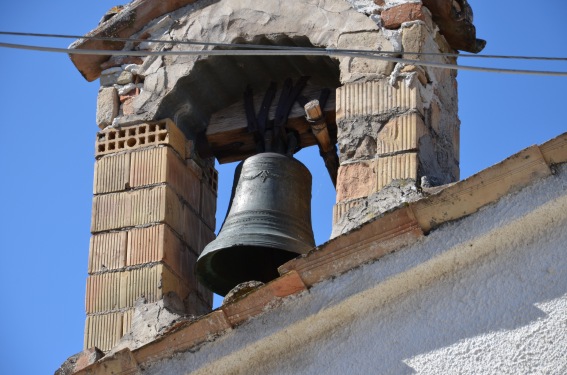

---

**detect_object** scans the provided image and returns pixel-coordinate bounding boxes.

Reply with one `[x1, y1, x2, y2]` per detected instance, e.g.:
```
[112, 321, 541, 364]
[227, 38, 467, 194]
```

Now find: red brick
[85, 272, 121, 313]
[92, 185, 186, 234]
[95, 119, 186, 159]
[88, 232, 128, 273]
[129, 146, 200, 209]
[84, 312, 123, 352]
[127, 224, 191, 281]
[121, 264, 190, 309]
[91, 191, 131, 233]
[200, 182, 217, 231]
[93, 152, 130, 194]
[382, 3, 425, 29]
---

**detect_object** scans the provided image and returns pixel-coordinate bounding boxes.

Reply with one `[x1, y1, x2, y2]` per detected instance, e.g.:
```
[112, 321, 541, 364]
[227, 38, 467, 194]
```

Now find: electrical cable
[1, 30, 567, 62]
[1, 40, 566, 77]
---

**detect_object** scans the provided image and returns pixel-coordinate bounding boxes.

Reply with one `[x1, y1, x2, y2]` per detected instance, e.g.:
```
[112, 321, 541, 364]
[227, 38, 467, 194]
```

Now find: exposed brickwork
[381, 3, 425, 29]
[84, 312, 124, 352]
[376, 113, 427, 156]
[86, 119, 216, 352]
[88, 232, 128, 273]
[95, 119, 186, 159]
[336, 79, 422, 122]
[93, 152, 130, 194]
[376, 153, 418, 191]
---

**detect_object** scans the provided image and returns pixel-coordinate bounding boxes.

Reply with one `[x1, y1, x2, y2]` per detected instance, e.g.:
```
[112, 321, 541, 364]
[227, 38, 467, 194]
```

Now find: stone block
[88, 232, 128, 274]
[377, 113, 428, 156]
[101, 56, 144, 71]
[336, 79, 422, 122]
[336, 161, 376, 202]
[401, 64, 428, 85]
[55, 347, 104, 375]
[376, 152, 419, 191]
[96, 87, 119, 129]
[100, 68, 122, 87]
[381, 3, 425, 29]
[116, 70, 134, 85]
[402, 22, 427, 61]
[93, 152, 130, 194]
[95, 119, 186, 159]
[338, 31, 395, 81]
[84, 312, 124, 352]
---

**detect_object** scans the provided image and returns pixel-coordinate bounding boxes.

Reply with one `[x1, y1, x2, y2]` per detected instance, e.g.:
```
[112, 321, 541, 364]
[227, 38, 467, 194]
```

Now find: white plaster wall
[144, 164, 567, 375]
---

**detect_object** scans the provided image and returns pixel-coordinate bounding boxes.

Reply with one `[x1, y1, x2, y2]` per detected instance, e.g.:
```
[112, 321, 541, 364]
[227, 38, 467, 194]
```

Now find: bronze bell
[196, 152, 315, 296]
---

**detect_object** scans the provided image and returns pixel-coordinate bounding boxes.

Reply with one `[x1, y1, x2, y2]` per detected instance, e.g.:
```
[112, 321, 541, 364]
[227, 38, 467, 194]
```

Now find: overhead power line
[1, 41, 566, 77]
[1, 30, 567, 62]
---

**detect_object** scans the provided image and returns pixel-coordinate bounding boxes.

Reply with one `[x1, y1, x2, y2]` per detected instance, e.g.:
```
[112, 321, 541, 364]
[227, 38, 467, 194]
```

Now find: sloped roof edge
[68, 0, 200, 81]
[73, 133, 567, 374]
[69, 0, 484, 82]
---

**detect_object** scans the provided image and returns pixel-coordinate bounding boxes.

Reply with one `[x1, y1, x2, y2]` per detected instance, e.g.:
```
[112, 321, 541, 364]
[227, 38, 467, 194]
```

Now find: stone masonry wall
[332, 0, 460, 236]
[85, 119, 217, 352]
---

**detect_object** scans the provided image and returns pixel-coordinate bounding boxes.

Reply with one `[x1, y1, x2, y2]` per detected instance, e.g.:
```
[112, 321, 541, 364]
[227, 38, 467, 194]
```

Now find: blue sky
[0, 1, 565, 374]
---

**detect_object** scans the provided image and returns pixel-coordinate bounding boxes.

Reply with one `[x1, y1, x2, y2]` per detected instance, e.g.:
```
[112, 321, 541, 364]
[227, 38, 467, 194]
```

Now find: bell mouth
[196, 245, 299, 296]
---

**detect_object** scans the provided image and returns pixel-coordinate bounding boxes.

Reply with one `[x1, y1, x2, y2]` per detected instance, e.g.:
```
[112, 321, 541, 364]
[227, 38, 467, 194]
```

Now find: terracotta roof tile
[411, 145, 552, 232]
[69, 0, 201, 81]
[279, 206, 423, 287]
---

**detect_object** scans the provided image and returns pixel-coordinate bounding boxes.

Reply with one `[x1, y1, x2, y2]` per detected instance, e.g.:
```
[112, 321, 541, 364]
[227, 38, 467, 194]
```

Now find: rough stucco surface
[143, 163, 567, 375]
[114, 0, 377, 129]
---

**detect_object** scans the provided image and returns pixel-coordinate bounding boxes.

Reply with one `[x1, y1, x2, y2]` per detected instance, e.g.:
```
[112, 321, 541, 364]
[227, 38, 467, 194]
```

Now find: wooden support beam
[206, 86, 336, 164]
[304, 100, 339, 186]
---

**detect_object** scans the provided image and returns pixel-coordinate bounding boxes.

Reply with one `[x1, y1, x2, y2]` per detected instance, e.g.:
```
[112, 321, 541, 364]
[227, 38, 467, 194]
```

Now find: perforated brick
[95, 119, 186, 159]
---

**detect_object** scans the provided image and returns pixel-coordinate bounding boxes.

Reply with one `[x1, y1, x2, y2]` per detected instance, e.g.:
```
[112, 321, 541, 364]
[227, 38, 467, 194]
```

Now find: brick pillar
[84, 119, 216, 352]
[333, 4, 460, 237]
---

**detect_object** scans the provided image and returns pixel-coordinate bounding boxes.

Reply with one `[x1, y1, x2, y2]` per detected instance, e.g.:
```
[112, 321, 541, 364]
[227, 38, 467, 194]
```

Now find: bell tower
[69, 0, 483, 355]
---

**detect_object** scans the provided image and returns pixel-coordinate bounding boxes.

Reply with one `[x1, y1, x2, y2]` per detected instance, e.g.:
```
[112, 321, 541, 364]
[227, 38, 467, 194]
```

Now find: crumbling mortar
[89, 261, 163, 276]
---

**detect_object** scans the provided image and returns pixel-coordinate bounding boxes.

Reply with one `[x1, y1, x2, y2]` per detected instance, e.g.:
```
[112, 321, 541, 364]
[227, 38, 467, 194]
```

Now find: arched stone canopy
[113, 0, 381, 139]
